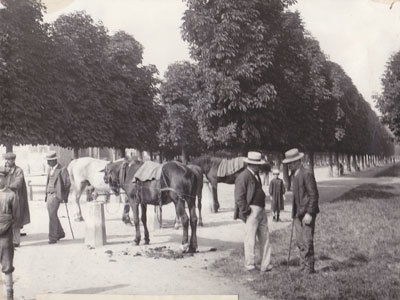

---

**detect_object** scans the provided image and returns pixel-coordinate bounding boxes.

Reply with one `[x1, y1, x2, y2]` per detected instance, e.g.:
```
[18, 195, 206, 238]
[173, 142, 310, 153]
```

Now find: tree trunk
[328, 152, 333, 177]
[5, 143, 13, 153]
[282, 162, 291, 191]
[361, 155, 365, 169]
[335, 152, 340, 176]
[138, 150, 143, 161]
[119, 147, 126, 159]
[308, 152, 315, 175]
[346, 153, 351, 173]
[159, 151, 163, 163]
[181, 146, 187, 164]
[73, 147, 79, 159]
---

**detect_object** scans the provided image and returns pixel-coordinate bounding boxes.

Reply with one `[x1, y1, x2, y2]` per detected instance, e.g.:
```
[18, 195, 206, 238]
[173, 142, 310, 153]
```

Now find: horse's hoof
[144, 240, 150, 245]
[74, 216, 84, 222]
[180, 243, 190, 253]
[174, 224, 180, 230]
[198, 221, 204, 227]
[134, 240, 140, 246]
[188, 246, 198, 253]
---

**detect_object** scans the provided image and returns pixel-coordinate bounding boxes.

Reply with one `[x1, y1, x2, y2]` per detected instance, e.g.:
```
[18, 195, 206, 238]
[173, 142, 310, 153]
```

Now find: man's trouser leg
[12, 226, 20, 246]
[0, 228, 14, 299]
[47, 195, 65, 242]
[258, 209, 272, 271]
[294, 216, 316, 272]
[4, 273, 13, 300]
[244, 205, 262, 270]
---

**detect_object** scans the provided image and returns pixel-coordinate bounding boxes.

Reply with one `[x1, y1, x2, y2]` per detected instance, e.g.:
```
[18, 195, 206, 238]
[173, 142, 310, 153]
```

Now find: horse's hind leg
[174, 214, 181, 230]
[176, 200, 189, 252]
[132, 202, 141, 245]
[74, 182, 86, 222]
[140, 203, 150, 245]
[189, 201, 198, 252]
[121, 194, 132, 226]
[197, 191, 203, 227]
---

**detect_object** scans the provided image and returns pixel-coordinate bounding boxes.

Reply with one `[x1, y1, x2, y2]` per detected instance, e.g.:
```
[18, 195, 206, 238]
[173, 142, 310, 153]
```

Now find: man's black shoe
[48, 240, 57, 244]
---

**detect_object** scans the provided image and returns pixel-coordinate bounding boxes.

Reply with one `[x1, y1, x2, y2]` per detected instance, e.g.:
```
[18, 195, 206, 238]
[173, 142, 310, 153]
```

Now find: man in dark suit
[45, 151, 71, 244]
[283, 148, 319, 273]
[234, 151, 272, 273]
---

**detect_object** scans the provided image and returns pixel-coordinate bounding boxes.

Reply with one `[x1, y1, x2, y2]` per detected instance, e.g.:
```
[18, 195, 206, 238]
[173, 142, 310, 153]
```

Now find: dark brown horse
[192, 156, 270, 212]
[103, 160, 199, 252]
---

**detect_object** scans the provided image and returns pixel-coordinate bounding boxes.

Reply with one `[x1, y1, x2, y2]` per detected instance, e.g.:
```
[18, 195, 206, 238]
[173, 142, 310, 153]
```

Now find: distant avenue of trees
[0, 0, 395, 169]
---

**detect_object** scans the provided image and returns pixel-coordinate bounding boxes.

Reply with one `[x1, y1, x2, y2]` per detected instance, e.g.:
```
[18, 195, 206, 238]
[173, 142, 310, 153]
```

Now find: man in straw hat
[0, 167, 18, 300]
[3, 152, 30, 247]
[283, 148, 319, 273]
[269, 168, 285, 222]
[45, 151, 71, 244]
[234, 151, 272, 273]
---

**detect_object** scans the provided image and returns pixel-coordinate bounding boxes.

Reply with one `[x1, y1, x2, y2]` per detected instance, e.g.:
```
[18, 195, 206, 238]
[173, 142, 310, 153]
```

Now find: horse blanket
[133, 161, 163, 182]
[217, 157, 246, 178]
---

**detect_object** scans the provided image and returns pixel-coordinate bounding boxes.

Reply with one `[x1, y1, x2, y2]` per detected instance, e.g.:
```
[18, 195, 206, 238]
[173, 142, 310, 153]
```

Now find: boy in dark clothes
[0, 167, 18, 300]
[269, 169, 285, 222]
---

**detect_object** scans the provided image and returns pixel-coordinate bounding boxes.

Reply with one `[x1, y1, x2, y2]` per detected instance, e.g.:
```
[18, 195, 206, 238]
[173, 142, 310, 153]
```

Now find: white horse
[68, 157, 114, 221]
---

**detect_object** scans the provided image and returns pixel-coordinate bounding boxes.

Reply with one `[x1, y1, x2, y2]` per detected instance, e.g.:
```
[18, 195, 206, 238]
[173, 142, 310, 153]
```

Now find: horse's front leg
[121, 194, 132, 225]
[175, 199, 189, 252]
[131, 201, 141, 245]
[74, 182, 85, 222]
[140, 203, 150, 245]
[188, 201, 198, 253]
[197, 191, 203, 227]
[174, 213, 181, 230]
[212, 184, 220, 213]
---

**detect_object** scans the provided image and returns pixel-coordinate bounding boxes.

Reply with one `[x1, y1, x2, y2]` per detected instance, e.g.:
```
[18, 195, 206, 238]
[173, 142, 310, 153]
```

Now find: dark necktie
[255, 173, 261, 184]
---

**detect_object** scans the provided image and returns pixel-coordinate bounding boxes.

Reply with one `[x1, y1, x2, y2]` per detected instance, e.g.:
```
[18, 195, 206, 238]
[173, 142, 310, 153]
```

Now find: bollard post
[28, 180, 33, 201]
[85, 201, 106, 247]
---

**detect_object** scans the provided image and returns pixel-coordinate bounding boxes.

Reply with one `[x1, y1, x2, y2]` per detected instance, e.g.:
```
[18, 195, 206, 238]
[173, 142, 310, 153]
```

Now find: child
[0, 167, 18, 300]
[269, 169, 285, 222]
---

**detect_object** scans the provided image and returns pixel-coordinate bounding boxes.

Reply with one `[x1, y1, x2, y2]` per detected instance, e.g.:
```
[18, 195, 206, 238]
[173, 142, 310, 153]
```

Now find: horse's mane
[192, 155, 223, 168]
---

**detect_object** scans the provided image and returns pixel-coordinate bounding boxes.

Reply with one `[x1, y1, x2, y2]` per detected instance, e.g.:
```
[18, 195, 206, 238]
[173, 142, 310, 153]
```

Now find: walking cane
[64, 202, 75, 240]
[287, 218, 294, 267]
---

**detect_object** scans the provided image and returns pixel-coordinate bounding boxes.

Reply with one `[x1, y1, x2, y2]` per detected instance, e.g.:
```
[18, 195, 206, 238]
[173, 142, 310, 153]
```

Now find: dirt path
[14, 164, 394, 300]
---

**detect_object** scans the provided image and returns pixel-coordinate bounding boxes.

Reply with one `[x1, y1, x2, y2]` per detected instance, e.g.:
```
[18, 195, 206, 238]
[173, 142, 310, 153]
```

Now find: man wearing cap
[45, 151, 71, 244]
[269, 169, 285, 222]
[3, 152, 30, 247]
[0, 167, 18, 300]
[283, 148, 319, 273]
[234, 151, 272, 272]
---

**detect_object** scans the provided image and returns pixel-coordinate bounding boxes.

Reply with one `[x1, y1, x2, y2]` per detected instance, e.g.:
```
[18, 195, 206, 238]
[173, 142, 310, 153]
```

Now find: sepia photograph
[0, 0, 399, 299]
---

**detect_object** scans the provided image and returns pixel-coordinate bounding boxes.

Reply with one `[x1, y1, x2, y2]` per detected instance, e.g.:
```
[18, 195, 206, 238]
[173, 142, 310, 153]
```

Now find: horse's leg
[212, 184, 220, 213]
[197, 190, 203, 227]
[174, 213, 181, 230]
[121, 194, 132, 225]
[176, 200, 189, 252]
[188, 201, 198, 253]
[74, 182, 86, 222]
[132, 201, 141, 245]
[140, 203, 150, 245]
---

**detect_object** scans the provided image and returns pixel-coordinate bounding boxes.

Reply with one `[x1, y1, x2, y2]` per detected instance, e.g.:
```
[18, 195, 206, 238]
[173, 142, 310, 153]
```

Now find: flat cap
[3, 152, 16, 160]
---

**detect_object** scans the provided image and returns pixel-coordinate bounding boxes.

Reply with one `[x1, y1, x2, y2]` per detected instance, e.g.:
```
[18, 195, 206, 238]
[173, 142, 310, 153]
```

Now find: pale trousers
[244, 205, 271, 271]
[12, 227, 19, 246]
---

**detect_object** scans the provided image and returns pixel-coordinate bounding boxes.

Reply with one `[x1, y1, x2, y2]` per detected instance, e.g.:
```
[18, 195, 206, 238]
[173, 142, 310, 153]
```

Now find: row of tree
[0, 0, 395, 165]
[158, 0, 394, 164]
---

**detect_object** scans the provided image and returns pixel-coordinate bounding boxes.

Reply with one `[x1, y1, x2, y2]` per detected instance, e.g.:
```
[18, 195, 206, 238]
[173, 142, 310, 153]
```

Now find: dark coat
[45, 164, 71, 203]
[6, 166, 30, 227]
[292, 166, 319, 219]
[234, 168, 260, 222]
[269, 178, 285, 212]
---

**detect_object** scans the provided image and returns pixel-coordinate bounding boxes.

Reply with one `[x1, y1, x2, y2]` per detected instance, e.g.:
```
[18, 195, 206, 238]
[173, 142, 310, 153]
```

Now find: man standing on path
[234, 151, 272, 273]
[45, 151, 71, 244]
[0, 167, 18, 300]
[3, 153, 30, 247]
[269, 169, 285, 222]
[283, 148, 319, 273]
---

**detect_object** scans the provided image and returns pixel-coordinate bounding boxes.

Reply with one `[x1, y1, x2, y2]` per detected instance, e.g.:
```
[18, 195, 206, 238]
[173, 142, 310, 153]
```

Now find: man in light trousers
[234, 151, 272, 272]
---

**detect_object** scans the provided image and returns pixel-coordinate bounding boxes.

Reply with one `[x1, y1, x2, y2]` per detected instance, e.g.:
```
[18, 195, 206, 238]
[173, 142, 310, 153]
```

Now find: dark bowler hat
[3, 152, 16, 160]
[0, 167, 9, 176]
[282, 148, 304, 164]
[45, 150, 58, 161]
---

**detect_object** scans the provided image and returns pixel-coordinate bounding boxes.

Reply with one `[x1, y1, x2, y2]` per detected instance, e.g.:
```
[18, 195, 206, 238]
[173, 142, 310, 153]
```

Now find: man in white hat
[234, 151, 272, 272]
[283, 148, 319, 273]
[3, 152, 30, 247]
[45, 151, 71, 244]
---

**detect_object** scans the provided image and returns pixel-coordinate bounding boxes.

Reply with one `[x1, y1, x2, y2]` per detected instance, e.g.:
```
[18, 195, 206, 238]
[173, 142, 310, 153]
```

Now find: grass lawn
[212, 174, 400, 299]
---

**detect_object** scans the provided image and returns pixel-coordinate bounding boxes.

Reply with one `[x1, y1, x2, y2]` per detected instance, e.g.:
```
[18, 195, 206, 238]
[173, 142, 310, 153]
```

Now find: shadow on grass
[332, 183, 397, 202]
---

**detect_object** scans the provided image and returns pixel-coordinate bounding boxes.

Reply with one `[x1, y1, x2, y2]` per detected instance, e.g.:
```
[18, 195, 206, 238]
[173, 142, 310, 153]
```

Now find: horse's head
[101, 161, 123, 195]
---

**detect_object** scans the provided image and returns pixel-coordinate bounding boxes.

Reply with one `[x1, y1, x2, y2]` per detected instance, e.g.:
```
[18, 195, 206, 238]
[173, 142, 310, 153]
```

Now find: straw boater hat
[244, 151, 267, 165]
[45, 150, 58, 161]
[282, 148, 304, 164]
[3, 152, 16, 160]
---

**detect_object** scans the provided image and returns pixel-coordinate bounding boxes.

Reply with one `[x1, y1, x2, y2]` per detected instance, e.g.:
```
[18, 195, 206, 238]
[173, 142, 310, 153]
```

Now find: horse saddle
[133, 161, 163, 182]
[217, 157, 246, 178]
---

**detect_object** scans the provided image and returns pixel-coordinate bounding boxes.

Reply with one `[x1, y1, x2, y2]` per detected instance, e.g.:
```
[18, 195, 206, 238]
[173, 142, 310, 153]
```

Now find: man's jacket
[45, 164, 71, 203]
[234, 168, 259, 222]
[6, 166, 30, 227]
[292, 166, 320, 219]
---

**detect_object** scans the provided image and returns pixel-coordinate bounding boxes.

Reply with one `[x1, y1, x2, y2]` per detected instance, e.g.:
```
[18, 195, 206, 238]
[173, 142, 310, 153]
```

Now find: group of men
[0, 150, 70, 300]
[234, 148, 320, 274]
